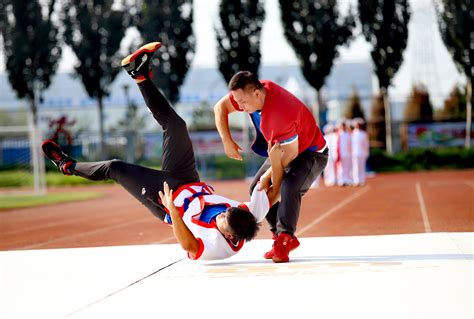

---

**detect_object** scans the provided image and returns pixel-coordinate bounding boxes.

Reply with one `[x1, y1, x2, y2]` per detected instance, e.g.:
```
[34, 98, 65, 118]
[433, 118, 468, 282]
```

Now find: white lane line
[415, 182, 432, 233]
[296, 186, 371, 236]
[465, 181, 474, 188]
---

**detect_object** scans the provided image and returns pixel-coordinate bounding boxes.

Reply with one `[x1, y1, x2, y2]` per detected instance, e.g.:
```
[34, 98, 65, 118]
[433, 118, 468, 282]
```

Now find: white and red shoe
[121, 42, 161, 81]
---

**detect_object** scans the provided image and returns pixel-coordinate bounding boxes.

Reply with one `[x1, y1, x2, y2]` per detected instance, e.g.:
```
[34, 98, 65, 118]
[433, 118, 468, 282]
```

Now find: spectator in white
[336, 119, 352, 186]
[323, 123, 337, 186]
[351, 118, 370, 186]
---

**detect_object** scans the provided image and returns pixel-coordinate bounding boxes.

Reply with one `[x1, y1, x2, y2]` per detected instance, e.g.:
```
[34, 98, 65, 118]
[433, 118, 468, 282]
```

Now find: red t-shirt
[229, 80, 326, 153]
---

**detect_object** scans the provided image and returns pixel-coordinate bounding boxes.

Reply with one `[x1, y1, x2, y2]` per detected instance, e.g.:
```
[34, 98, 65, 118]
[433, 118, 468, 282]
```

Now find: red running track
[1, 169, 472, 250]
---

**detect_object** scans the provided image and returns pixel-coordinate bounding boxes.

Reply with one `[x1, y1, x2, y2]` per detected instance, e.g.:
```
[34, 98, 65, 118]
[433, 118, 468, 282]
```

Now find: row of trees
[344, 85, 468, 122]
[0, 0, 472, 158]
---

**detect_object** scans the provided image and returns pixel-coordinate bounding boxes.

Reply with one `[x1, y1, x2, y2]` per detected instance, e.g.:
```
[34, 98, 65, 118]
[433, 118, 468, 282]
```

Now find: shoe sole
[121, 42, 161, 66]
[41, 139, 62, 158]
[272, 257, 289, 263]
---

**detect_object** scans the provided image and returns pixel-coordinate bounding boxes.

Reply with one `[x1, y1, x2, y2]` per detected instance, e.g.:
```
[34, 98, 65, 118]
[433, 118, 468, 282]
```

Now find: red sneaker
[41, 139, 76, 175]
[263, 233, 300, 260]
[121, 42, 161, 81]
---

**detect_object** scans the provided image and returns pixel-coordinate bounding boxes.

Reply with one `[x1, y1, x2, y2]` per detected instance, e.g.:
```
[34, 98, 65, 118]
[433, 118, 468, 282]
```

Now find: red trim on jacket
[188, 238, 204, 260]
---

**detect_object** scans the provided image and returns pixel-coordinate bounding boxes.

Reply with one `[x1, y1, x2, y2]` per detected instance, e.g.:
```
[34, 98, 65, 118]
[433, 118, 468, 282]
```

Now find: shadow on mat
[204, 253, 473, 266]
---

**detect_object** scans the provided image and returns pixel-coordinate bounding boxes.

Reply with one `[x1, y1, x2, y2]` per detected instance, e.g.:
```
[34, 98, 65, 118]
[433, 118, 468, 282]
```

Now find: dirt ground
[1, 169, 472, 250]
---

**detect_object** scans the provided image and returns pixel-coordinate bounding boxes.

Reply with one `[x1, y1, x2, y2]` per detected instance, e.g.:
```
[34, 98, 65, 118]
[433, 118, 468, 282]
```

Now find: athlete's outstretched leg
[41, 139, 182, 221]
[121, 42, 198, 183]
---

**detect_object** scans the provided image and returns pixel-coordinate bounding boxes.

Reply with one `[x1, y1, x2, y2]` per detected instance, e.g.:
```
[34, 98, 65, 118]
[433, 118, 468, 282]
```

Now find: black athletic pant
[249, 148, 329, 236]
[70, 80, 200, 221]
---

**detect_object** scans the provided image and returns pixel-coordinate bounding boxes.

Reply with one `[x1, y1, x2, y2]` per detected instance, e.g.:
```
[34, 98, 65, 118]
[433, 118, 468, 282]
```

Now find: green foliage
[110, 85, 146, 132]
[62, 1, 127, 101]
[0, 170, 32, 187]
[403, 85, 434, 122]
[0, 192, 102, 210]
[189, 102, 216, 131]
[133, 0, 195, 103]
[216, 0, 265, 83]
[0, 110, 27, 126]
[436, 86, 468, 120]
[368, 147, 474, 172]
[2, 0, 62, 122]
[435, 0, 473, 80]
[62, 0, 128, 158]
[0, 0, 7, 38]
[46, 172, 113, 186]
[214, 156, 247, 179]
[344, 89, 365, 120]
[358, 0, 410, 89]
[0, 170, 113, 188]
[279, 0, 355, 91]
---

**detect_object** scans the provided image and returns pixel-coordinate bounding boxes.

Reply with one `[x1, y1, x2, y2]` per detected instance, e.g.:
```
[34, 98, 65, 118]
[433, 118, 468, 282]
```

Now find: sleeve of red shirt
[228, 93, 244, 111]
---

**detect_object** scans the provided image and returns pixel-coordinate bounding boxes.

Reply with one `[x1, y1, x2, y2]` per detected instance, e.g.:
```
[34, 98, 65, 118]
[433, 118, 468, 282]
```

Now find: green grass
[0, 192, 103, 210]
[0, 170, 113, 187]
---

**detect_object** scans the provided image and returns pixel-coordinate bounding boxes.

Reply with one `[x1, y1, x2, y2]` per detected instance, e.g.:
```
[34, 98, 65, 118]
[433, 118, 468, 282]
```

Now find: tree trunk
[98, 97, 106, 160]
[381, 87, 393, 154]
[313, 90, 322, 126]
[465, 78, 472, 149]
[28, 95, 46, 195]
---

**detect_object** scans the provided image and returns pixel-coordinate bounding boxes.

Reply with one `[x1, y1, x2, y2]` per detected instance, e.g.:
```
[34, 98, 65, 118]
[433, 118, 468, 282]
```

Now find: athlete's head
[216, 206, 260, 241]
[228, 71, 265, 113]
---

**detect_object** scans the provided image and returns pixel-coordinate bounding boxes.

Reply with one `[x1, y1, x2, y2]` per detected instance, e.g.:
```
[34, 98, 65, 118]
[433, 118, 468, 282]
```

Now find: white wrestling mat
[1, 232, 472, 319]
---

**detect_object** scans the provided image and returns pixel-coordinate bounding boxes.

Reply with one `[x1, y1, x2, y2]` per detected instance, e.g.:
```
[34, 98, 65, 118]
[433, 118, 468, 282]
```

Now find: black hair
[227, 206, 261, 242]
[228, 71, 263, 92]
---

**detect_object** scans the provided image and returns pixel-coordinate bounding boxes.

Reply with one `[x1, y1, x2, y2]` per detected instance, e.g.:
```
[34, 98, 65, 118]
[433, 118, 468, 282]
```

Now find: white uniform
[165, 182, 269, 261]
[337, 130, 352, 185]
[351, 128, 369, 185]
[324, 131, 338, 186]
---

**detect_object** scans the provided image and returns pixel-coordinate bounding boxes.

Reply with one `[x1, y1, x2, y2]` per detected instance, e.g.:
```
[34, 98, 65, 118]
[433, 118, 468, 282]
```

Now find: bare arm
[213, 95, 243, 160]
[159, 182, 199, 256]
[266, 143, 284, 205]
[280, 140, 299, 168]
[261, 141, 298, 204]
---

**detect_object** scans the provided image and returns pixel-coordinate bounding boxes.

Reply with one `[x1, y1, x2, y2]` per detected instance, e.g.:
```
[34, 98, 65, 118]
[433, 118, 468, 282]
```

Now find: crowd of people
[322, 118, 370, 187]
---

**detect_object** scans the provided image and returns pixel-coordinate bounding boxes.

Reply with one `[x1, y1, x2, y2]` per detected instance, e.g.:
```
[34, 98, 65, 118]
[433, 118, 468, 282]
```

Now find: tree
[2, 0, 62, 127]
[369, 93, 385, 148]
[435, 0, 473, 148]
[110, 84, 147, 163]
[358, 0, 410, 153]
[189, 101, 216, 131]
[215, 0, 265, 83]
[62, 0, 128, 159]
[403, 85, 433, 122]
[344, 89, 365, 120]
[0, 0, 7, 39]
[132, 0, 195, 103]
[2, 0, 61, 194]
[436, 86, 467, 120]
[279, 0, 355, 125]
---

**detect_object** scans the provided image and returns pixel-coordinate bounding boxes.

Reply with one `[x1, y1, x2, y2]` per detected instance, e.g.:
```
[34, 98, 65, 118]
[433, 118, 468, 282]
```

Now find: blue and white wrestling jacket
[163, 182, 269, 261]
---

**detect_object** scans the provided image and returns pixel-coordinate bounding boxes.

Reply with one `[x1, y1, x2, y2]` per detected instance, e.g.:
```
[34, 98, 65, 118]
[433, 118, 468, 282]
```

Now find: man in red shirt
[214, 71, 328, 262]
